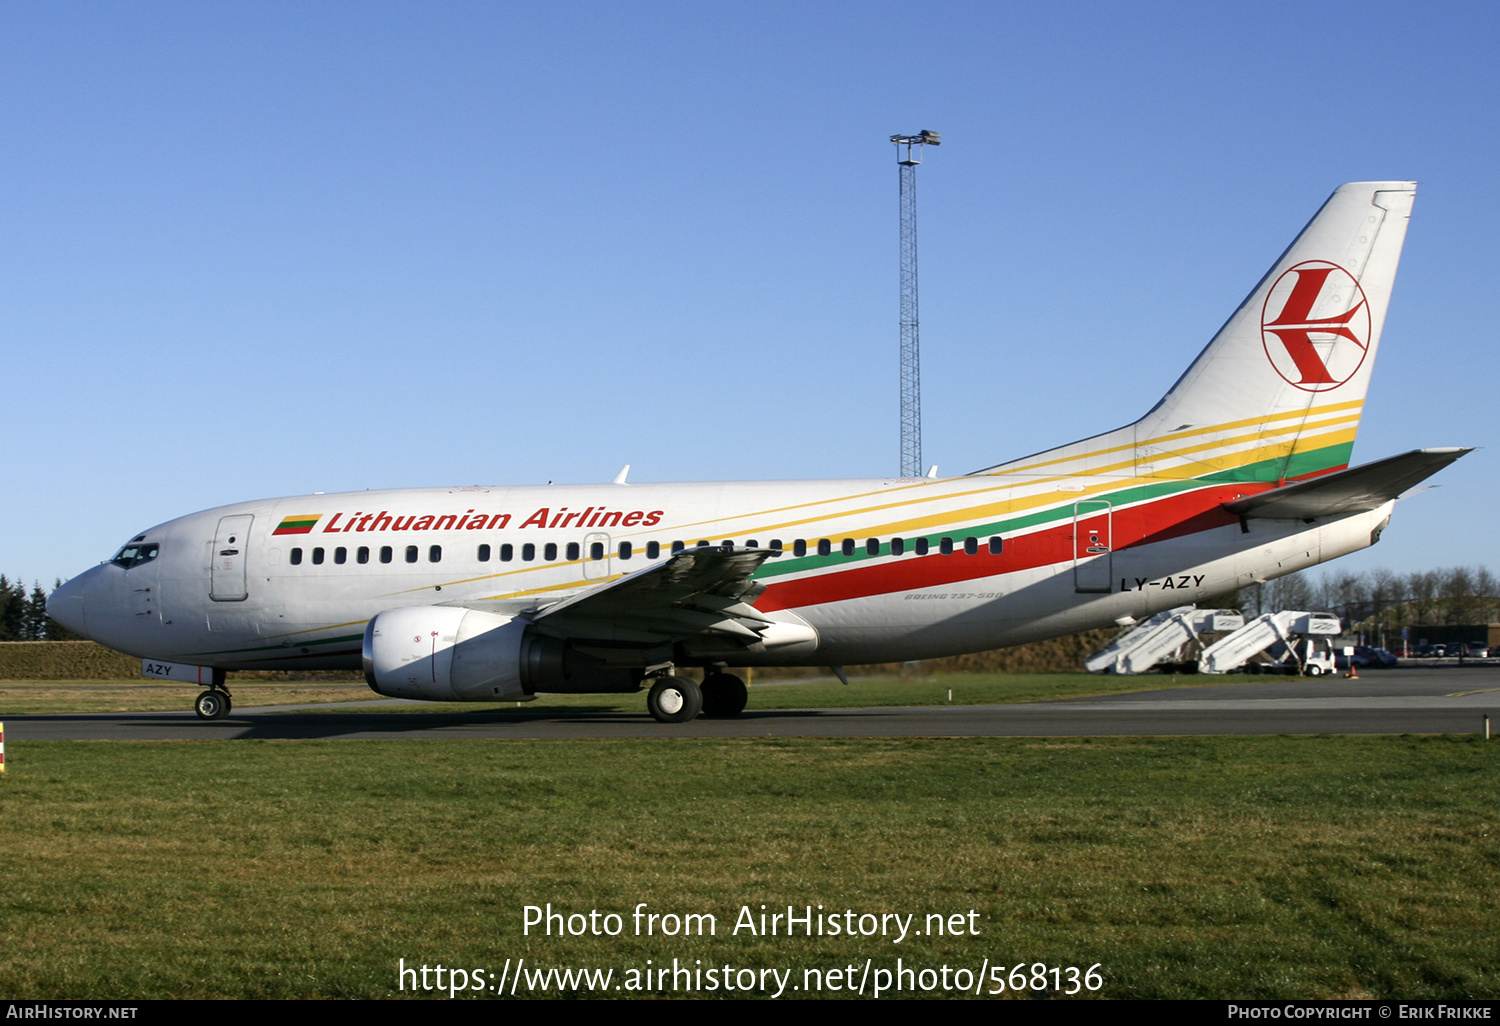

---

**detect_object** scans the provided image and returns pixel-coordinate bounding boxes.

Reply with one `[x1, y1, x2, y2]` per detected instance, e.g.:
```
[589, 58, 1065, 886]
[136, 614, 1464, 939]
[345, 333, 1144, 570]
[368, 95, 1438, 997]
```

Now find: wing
[1224, 448, 1472, 520]
[531, 546, 815, 656]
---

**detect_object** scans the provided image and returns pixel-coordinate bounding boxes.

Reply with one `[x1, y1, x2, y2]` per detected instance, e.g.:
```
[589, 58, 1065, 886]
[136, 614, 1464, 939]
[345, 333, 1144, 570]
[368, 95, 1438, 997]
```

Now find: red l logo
[1261, 261, 1371, 392]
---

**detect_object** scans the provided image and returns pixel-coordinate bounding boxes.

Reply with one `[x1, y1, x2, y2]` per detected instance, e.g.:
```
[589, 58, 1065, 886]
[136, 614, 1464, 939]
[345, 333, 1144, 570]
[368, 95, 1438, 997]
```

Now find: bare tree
[1265, 570, 1314, 612]
[1473, 567, 1499, 624]
[1407, 570, 1439, 625]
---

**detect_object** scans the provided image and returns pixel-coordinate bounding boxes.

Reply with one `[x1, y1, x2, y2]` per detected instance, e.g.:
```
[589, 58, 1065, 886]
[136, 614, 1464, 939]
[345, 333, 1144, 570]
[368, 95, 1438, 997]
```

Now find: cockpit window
[111, 542, 160, 569]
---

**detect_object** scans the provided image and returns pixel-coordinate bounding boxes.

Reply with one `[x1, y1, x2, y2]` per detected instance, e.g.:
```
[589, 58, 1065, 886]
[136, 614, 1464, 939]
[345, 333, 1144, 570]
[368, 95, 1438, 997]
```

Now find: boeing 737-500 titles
[48, 182, 1469, 722]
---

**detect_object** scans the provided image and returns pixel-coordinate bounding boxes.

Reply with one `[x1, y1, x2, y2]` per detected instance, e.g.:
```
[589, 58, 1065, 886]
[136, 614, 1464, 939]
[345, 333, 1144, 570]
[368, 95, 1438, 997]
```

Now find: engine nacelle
[363, 606, 537, 702]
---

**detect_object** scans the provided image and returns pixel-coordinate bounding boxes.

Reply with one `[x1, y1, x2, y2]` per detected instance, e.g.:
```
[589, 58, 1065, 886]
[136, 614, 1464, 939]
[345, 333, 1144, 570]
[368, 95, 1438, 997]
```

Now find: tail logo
[1261, 260, 1371, 392]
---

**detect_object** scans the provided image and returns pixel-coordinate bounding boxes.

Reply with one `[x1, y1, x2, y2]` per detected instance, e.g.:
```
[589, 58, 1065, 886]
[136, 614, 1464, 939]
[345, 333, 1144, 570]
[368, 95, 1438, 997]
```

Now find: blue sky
[3, 1, 1496, 589]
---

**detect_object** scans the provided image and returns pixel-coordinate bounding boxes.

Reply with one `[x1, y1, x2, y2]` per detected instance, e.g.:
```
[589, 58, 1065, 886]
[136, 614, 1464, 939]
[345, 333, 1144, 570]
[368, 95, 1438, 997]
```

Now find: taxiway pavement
[6, 667, 1497, 741]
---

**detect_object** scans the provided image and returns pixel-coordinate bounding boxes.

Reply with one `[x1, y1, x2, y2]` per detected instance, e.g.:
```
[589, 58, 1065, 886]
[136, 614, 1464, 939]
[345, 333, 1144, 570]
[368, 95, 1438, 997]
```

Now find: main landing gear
[645, 672, 748, 723]
[647, 676, 702, 723]
[194, 687, 233, 720]
[700, 672, 748, 718]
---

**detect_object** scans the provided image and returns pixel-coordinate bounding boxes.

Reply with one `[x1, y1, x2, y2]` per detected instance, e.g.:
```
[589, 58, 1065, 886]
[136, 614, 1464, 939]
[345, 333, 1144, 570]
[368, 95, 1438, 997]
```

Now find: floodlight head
[918, 130, 941, 145]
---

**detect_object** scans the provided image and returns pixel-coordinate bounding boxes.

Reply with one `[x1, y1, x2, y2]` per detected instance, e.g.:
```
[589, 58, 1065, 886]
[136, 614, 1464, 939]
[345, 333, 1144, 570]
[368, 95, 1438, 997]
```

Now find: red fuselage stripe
[755, 484, 1259, 612]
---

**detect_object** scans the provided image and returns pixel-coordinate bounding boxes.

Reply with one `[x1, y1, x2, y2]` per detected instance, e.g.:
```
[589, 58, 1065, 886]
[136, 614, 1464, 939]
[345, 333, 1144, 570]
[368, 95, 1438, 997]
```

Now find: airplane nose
[47, 574, 88, 637]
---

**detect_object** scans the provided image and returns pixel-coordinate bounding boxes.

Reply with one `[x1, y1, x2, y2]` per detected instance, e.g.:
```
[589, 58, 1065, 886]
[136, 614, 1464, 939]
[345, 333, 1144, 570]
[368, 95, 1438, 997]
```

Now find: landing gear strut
[646, 676, 703, 724]
[700, 672, 748, 718]
[194, 688, 233, 720]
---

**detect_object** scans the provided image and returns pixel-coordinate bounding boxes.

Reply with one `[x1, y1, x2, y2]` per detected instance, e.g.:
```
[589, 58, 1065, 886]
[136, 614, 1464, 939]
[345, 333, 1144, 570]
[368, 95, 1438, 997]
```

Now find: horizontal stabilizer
[1224, 448, 1471, 520]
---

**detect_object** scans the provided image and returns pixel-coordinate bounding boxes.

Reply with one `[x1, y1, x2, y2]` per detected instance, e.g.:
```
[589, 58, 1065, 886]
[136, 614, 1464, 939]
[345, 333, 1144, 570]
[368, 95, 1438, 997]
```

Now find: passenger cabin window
[866, 538, 880, 556]
[357, 546, 370, 564]
[500, 543, 513, 562]
[312, 547, 325, 565]
[817, 539, 831, 557]
[478, 544, 491, 562]
[591, 542, 605, 560]
[645, 541, 659, 559]
[940, 537, 954, 555]
[544, 543, 558, 561]
[671, 541, 685, 554]
[566, 542, 580, 561]
[618, 541, 632, 559]
[289, 548, 303, 565]
[380, 546, 393, 564]
[522, 543, 535, 562]
[110, 543, 160, 569]
[793, 540, 807, 557]
[840, 539, 854, 557]
[405, 546, 418, 564]
[429, 545, 442, 563]
[914, 538, 929, 556]
[770, 539, 782, 552]
[989, 537, 1003, 554]
[334, 547, 347, 565]
[892, 537, 905, 556]
[964, 537, 978, 555]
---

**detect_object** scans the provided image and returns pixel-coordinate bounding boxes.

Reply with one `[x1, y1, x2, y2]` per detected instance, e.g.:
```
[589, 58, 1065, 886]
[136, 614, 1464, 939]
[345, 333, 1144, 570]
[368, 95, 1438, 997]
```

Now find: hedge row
[0, 641, 142, 680]
[1, 631, 1113, 682]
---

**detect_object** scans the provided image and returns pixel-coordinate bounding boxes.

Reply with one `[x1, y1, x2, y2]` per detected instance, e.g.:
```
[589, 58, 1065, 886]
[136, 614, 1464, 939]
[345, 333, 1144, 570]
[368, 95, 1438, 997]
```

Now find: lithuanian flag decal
[272, 514, 322, 535]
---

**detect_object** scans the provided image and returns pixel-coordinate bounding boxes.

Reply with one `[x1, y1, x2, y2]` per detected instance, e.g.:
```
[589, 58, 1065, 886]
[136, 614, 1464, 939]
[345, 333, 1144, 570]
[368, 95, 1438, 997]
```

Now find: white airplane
[49, 181, 1468, 722]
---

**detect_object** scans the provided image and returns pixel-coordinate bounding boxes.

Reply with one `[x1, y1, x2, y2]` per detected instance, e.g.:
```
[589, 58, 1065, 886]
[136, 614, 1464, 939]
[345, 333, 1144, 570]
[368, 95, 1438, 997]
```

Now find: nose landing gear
[194, 687, 233, 720]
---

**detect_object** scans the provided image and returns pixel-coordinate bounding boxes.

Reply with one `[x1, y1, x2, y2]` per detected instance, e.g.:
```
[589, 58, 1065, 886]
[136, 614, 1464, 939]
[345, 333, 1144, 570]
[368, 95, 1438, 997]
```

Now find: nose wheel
[194, 689, 233, 720]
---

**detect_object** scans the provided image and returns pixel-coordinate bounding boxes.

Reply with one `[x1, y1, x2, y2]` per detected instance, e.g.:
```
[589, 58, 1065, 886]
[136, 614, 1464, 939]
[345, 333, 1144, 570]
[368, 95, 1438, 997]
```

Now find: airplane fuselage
[56, 473, 1391, 675]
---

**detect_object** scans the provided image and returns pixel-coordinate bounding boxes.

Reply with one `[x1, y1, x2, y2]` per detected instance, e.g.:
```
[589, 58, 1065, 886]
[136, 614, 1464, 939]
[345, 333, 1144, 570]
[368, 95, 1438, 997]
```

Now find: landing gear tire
[647, 677, 703, 724]
[700, 673, 748, 718]
[195, 690, 231, 720]
[1306, 665, 1324, 677]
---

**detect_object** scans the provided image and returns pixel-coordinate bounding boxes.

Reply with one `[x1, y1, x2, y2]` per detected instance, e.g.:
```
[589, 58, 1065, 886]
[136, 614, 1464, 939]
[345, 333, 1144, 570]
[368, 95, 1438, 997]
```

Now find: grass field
[0, 670, 1293, 716]
[1, 734, 1494, 999]
[0, 680, 374, 714]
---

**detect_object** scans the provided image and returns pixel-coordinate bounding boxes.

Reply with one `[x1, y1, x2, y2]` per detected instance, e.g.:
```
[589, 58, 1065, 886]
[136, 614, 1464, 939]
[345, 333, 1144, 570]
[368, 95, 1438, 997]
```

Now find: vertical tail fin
[1137, 181, 1415, 482]
[978, 182, 1416, 483]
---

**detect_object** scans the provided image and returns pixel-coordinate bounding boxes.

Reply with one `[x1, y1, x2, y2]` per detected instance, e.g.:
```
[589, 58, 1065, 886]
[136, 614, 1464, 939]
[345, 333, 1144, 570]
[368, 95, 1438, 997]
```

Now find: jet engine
[362, 606, 642, 701]
[363, 606, 541, 701]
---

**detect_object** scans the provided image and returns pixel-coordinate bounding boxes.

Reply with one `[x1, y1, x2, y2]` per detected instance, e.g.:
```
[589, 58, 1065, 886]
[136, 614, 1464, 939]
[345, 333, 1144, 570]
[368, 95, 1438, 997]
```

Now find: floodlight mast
[892, 130, 939, 478]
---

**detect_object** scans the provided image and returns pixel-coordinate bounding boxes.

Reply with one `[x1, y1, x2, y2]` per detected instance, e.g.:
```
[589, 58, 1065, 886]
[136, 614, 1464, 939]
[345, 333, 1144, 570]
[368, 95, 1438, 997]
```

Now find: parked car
[1335, 646, 1391, 670]
[1344, 645, 1386, 669]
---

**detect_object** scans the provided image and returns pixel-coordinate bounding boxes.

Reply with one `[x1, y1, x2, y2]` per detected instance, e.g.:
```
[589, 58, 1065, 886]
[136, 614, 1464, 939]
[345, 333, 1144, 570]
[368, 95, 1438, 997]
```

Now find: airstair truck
[1198, 611, 1342, 675]
[1086, 606, 1245, 675]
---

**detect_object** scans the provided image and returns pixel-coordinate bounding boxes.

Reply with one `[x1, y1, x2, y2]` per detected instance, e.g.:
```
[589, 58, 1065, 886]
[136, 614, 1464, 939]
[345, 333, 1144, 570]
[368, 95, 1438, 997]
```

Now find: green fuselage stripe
[752, 440, 1351, 580]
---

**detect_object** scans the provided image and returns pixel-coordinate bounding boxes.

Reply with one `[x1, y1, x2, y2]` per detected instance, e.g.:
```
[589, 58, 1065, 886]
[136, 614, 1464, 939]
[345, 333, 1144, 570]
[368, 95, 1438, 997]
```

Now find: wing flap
[533, 546, 789, 649]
